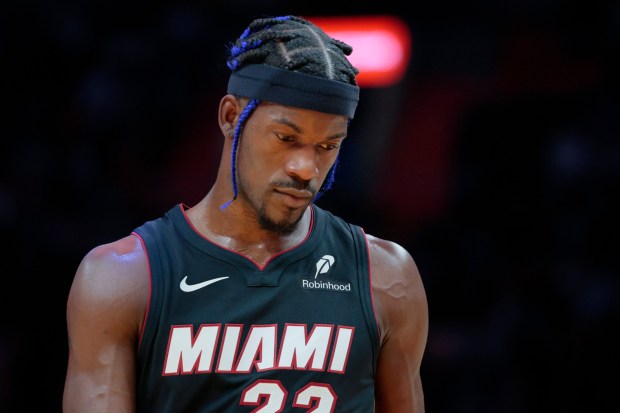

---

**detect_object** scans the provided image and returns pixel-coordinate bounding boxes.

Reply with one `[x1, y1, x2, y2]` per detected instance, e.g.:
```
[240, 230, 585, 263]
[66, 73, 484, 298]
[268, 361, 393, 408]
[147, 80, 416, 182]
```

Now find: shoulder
[76, 235, 148, 291]
[68, 235, 150, 332]
[365, 233, 421, 292]
[365, 233, 428, 343]
[365, 233, 415, 271]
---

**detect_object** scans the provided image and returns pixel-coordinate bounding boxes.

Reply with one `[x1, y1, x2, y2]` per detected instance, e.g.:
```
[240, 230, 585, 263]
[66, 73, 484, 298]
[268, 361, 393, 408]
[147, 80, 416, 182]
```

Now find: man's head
[219, 15, 359, 233]
[226, 15, 359, 117]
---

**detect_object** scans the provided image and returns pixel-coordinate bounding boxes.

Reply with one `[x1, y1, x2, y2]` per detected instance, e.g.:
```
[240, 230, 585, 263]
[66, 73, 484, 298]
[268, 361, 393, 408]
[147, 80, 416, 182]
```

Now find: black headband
[227, 64, 360, 118]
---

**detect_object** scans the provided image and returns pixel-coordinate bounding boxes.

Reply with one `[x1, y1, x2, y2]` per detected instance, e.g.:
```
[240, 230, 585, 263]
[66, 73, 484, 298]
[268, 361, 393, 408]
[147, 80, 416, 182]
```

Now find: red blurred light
[308, 15, 412, 88]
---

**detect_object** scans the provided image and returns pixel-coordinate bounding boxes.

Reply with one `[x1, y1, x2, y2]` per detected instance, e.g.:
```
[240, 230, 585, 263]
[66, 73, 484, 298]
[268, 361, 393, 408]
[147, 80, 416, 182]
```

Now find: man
[63, 15, 428, 412]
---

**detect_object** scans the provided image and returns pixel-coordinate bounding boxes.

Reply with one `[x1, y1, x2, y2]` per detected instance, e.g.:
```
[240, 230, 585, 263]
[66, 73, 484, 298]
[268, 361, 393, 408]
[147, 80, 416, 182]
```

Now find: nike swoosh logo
[180, 276, 229, 292]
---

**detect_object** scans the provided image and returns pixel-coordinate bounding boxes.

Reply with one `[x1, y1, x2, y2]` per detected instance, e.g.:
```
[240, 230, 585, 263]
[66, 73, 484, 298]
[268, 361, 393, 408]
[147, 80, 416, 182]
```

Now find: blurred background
[2, 0, 619, 411]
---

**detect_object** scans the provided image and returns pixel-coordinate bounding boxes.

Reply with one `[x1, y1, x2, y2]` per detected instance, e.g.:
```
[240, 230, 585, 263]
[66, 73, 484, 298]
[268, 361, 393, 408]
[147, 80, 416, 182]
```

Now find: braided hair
[221, 15, 359, 208]
[227, 15, 359, 84]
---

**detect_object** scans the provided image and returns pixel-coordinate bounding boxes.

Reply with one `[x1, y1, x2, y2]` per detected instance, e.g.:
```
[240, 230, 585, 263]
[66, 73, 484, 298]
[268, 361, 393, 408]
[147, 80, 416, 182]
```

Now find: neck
[185, 191, 312, 267]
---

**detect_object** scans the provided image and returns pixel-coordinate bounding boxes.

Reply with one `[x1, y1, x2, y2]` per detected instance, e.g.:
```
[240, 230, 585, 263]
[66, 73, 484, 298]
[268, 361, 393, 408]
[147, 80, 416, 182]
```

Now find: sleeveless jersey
[133, 203, 380, 413]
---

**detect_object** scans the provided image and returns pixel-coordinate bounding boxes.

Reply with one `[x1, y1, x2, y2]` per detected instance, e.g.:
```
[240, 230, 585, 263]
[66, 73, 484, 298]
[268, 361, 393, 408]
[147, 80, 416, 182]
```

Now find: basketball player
[63, 15, 428, 412]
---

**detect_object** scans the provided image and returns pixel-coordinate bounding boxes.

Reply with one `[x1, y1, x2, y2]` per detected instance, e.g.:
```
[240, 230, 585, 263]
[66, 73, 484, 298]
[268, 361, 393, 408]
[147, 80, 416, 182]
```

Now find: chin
[258, 207, 305, 235]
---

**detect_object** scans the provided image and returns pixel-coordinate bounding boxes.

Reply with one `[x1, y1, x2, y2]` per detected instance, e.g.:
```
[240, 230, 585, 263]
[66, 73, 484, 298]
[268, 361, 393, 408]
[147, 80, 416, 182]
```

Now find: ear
[218, 94, 241, 139]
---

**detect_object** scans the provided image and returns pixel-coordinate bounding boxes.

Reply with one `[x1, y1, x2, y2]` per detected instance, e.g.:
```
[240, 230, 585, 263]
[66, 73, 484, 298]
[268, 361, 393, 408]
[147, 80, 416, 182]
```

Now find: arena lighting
[308, 15, 412, 88]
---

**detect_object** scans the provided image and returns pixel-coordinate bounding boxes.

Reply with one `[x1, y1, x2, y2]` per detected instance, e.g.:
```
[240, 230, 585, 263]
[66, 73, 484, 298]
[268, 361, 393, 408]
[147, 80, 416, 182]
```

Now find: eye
[275, 133, 295, 143]
[318, 142, 341, 151]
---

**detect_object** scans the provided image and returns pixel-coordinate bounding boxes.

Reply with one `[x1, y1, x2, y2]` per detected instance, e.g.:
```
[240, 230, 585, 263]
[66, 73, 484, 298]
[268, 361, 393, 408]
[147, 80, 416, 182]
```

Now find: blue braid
[228, 37, 264, 70]
[313, 118, 351, 201]
[239, 27, 252, 40]
[314, 155, 339, 201]
[227, 16, 294, 71]
[229, 39, 264, 59]
[220, 98, 261, 209]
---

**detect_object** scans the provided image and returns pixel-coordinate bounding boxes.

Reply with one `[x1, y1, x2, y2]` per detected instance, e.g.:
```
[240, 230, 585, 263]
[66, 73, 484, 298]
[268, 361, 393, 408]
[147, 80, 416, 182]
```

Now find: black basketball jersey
[132, 203, 380, 412]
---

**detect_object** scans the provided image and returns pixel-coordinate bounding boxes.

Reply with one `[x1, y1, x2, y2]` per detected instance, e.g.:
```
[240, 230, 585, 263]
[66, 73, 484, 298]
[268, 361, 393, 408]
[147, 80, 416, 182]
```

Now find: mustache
[272, 179, 318, 195]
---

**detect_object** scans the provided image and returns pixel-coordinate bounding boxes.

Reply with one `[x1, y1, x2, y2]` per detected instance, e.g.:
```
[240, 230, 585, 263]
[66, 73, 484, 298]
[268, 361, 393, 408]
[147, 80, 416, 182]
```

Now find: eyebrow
[273, 117, 302, 133]
[273, 117, 347, 140]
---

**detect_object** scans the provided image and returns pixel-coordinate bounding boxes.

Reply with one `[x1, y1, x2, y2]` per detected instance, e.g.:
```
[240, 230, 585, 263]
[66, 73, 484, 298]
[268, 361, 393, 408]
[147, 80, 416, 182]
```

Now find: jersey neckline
[167, 203, 325, 273]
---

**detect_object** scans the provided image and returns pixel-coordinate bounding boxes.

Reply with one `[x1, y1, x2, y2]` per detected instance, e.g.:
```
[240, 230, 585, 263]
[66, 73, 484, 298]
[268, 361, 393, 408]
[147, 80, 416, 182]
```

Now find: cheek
[237, 145, 276, 186]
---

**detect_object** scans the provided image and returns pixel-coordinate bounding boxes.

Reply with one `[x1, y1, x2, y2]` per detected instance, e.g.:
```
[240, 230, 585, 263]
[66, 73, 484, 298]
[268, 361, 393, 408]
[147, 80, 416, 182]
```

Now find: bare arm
[63, 235, 149, 413]
[369, 234, 429, 412]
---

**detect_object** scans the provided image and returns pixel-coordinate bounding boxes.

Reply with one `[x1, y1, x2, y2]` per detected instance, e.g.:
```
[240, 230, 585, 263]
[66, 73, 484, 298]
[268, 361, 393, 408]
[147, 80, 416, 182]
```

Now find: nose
[285, 145, 319, 182]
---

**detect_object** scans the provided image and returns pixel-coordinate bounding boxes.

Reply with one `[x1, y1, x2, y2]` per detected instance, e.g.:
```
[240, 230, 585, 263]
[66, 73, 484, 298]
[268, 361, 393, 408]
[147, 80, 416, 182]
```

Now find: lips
[274, 187, 313, 208]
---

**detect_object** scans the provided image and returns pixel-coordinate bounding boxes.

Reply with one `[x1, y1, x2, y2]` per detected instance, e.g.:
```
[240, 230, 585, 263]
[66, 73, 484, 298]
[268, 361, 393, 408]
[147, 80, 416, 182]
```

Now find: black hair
[227, 15, 359, 85]
[221, 15, 358, 207]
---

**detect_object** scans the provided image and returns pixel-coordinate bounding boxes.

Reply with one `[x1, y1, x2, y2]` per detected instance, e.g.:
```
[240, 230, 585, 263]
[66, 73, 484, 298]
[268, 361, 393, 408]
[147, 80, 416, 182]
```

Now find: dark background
[2, 1, 619, 412]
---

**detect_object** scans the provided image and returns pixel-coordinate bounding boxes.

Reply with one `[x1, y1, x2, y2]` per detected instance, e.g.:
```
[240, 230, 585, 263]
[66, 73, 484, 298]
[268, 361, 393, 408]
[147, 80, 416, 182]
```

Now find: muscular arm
[369, 234, 429, 412]
[63, 235, 149, 413]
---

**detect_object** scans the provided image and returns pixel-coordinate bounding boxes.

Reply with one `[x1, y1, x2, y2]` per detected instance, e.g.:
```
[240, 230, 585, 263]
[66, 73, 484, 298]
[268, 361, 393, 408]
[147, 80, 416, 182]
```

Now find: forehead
[250, 101, 349, 132]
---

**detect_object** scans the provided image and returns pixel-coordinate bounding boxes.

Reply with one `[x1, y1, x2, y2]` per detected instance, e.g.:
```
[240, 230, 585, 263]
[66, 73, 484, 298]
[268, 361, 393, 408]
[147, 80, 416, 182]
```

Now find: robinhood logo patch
[314, 255, 335, 279]
[301, 255, 351, 292]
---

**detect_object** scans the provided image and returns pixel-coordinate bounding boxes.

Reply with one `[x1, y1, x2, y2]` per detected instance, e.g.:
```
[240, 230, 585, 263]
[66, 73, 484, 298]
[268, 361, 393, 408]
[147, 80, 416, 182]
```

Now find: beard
[237, 174, 317, 235]
[257, 203, 304, 235]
